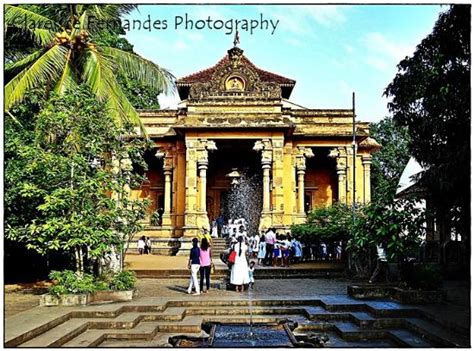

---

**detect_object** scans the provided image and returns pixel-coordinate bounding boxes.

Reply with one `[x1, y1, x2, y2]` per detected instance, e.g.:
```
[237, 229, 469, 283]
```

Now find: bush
[291, 204, 353, 243]
[109, 271, 136, 291]
[48, 270, 98, 296]
[48, 270, 137, 296]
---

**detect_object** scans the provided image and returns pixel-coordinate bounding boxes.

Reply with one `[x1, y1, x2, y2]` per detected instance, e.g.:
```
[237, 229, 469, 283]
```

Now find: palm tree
[4, 4, 174, 127]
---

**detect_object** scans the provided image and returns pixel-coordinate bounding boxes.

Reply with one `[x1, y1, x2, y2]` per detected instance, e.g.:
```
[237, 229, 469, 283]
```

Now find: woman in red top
[199, 238, 213, 293]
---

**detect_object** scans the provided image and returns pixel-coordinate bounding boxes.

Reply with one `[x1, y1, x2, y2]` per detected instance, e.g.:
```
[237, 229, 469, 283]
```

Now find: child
[257, 235, 266, 265]
[281, 235, 292, 267]
[273, 236, 282, 267]
[249, 261, 255, 289]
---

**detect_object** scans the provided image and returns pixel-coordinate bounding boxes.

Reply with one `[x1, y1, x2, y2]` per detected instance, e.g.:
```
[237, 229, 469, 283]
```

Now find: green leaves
[4, 4, 174, 129]
[384, 5, 470, 240]
[5, 44, 69, 111]
[291, 204, 354, 242]
[4, 5, 60, 46]
[5, 86, 150, 275]
[370, 116, 410, 204]
[48, 269, 136, 296]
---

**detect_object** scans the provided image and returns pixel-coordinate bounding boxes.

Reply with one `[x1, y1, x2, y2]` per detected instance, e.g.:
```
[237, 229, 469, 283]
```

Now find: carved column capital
[195, 139, 217, 164]
[155, 146, 175, 170]
[254, 139, 274, 164]
[362, 155, 373, 165]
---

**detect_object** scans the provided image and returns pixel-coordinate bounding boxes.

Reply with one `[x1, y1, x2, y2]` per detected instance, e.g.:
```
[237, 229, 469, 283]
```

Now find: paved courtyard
[4, 277, 470, 347]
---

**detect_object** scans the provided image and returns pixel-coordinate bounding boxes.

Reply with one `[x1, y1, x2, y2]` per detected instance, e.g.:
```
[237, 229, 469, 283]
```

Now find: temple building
[130, 45, 381, 253]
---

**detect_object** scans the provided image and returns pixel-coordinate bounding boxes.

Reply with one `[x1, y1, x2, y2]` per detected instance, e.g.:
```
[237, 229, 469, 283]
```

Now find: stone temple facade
[130, 45, 380, 253]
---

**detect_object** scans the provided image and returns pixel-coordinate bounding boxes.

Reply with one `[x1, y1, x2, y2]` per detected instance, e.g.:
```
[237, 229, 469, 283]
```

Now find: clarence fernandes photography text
[11, 12, 279, 35]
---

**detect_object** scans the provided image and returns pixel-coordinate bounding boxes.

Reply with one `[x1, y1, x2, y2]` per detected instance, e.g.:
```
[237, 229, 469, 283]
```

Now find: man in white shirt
[369, 244, 389, 283]
[264, 228, 276, 266]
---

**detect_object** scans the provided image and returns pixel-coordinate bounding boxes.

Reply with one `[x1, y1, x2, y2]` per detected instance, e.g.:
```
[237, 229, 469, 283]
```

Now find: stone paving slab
[388, 329, 433, 347]
[19, 319, 88, 347]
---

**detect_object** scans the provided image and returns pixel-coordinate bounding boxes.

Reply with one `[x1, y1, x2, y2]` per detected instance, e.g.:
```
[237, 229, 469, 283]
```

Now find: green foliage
[384, 5, 470, 239]
[349, 198, 425, 261]
[94, 25, 161, 110]
[49, 270, 97, 296]
[290, 204, 352, 242]
[4, 4, 173, 126]
[48, 270, 136, 296]
[370, 116, 411, 204]
[5, 86, 150, 274]
[109, 271, 137, 291]
[292, 199, 426, 277]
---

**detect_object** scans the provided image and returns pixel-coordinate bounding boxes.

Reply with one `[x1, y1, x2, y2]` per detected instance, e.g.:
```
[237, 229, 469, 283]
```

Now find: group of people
[245, 228, 304, 267]
[137, 236, 152, 255]
[299, 240, 344, 261]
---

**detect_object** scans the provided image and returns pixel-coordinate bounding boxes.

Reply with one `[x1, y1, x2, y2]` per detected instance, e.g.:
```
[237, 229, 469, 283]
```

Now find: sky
[123, 4, 445, 123]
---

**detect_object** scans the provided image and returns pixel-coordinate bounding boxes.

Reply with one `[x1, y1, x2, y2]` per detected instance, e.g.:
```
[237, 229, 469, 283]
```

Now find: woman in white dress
[211, 220, 218, 238]
[230, 236, 250, 292]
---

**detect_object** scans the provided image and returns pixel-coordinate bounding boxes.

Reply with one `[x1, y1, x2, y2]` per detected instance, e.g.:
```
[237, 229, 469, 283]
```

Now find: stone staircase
[6, 297, 469, 348]
[211, 238, 228, 258]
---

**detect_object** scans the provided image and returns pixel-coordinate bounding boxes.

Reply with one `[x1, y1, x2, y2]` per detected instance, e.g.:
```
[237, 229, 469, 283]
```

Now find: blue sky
[123, 5, 444, 123]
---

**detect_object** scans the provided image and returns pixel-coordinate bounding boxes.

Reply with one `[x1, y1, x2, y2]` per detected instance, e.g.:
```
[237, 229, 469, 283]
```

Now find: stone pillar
[271, 138, 285, 228]
[262, 161, 271, 212]
[198, 161, 208, 212]
[337, 166, 347, 204]
[330, 147, 347, 205]
[183, 139, 199, 237]
[253, 139, 273, 230]
[294, 146, 314, 224]
[362, 155, 372, 203]
[297, 169, 305, 214]
[195, 139, 217, 231]
[162, 167, 172, 226]
[155, 149, 174, 227]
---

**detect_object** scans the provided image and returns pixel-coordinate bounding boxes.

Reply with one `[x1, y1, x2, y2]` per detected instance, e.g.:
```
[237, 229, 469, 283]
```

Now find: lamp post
[352, 92, 357, 226]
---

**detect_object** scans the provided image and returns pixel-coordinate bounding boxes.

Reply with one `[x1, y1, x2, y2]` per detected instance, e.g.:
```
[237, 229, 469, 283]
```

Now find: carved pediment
[189, 47, 281, 100]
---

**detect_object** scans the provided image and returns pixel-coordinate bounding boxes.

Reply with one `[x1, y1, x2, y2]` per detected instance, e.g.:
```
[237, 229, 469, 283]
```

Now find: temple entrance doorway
[207, 140, 263, 236]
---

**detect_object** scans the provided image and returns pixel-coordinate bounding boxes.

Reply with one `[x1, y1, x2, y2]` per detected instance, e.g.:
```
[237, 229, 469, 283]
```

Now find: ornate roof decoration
[176, 47, 296, 100]
[358, 137, 382, 151]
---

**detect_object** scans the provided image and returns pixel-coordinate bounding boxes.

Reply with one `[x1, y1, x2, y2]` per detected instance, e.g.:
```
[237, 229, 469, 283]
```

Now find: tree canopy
[5, 86, 150, 274]
[370, 116, 411, 204]
[384, 5, 470, 239]
[4, 4, 174, 125]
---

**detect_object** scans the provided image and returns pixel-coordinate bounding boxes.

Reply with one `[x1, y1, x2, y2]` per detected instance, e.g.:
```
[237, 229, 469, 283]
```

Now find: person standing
[251, 232, 260, 258]
[137, 236, 146, 255]
[211, 220, 219, 238]
[145, 237, 152, 254]
[199, 238, 212, 293]
[216, 214, 224, 237]
[369, 243, 389, 284]
[264, 228, 276, 266]
[198, 227, 213, 246]
[320, 242, 328, 260]
[292, 237, 303, 263]
[281, 234, 292, 267]
[230, 236, 250, 292]
[336, 241, 343, 260]
[257, 234, 266, 265]
[248, 261, 256, 289]
[187, 238, 201, 295]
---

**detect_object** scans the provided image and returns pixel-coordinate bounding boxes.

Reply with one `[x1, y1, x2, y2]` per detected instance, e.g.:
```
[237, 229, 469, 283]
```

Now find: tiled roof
[176, 54, 296, 86]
